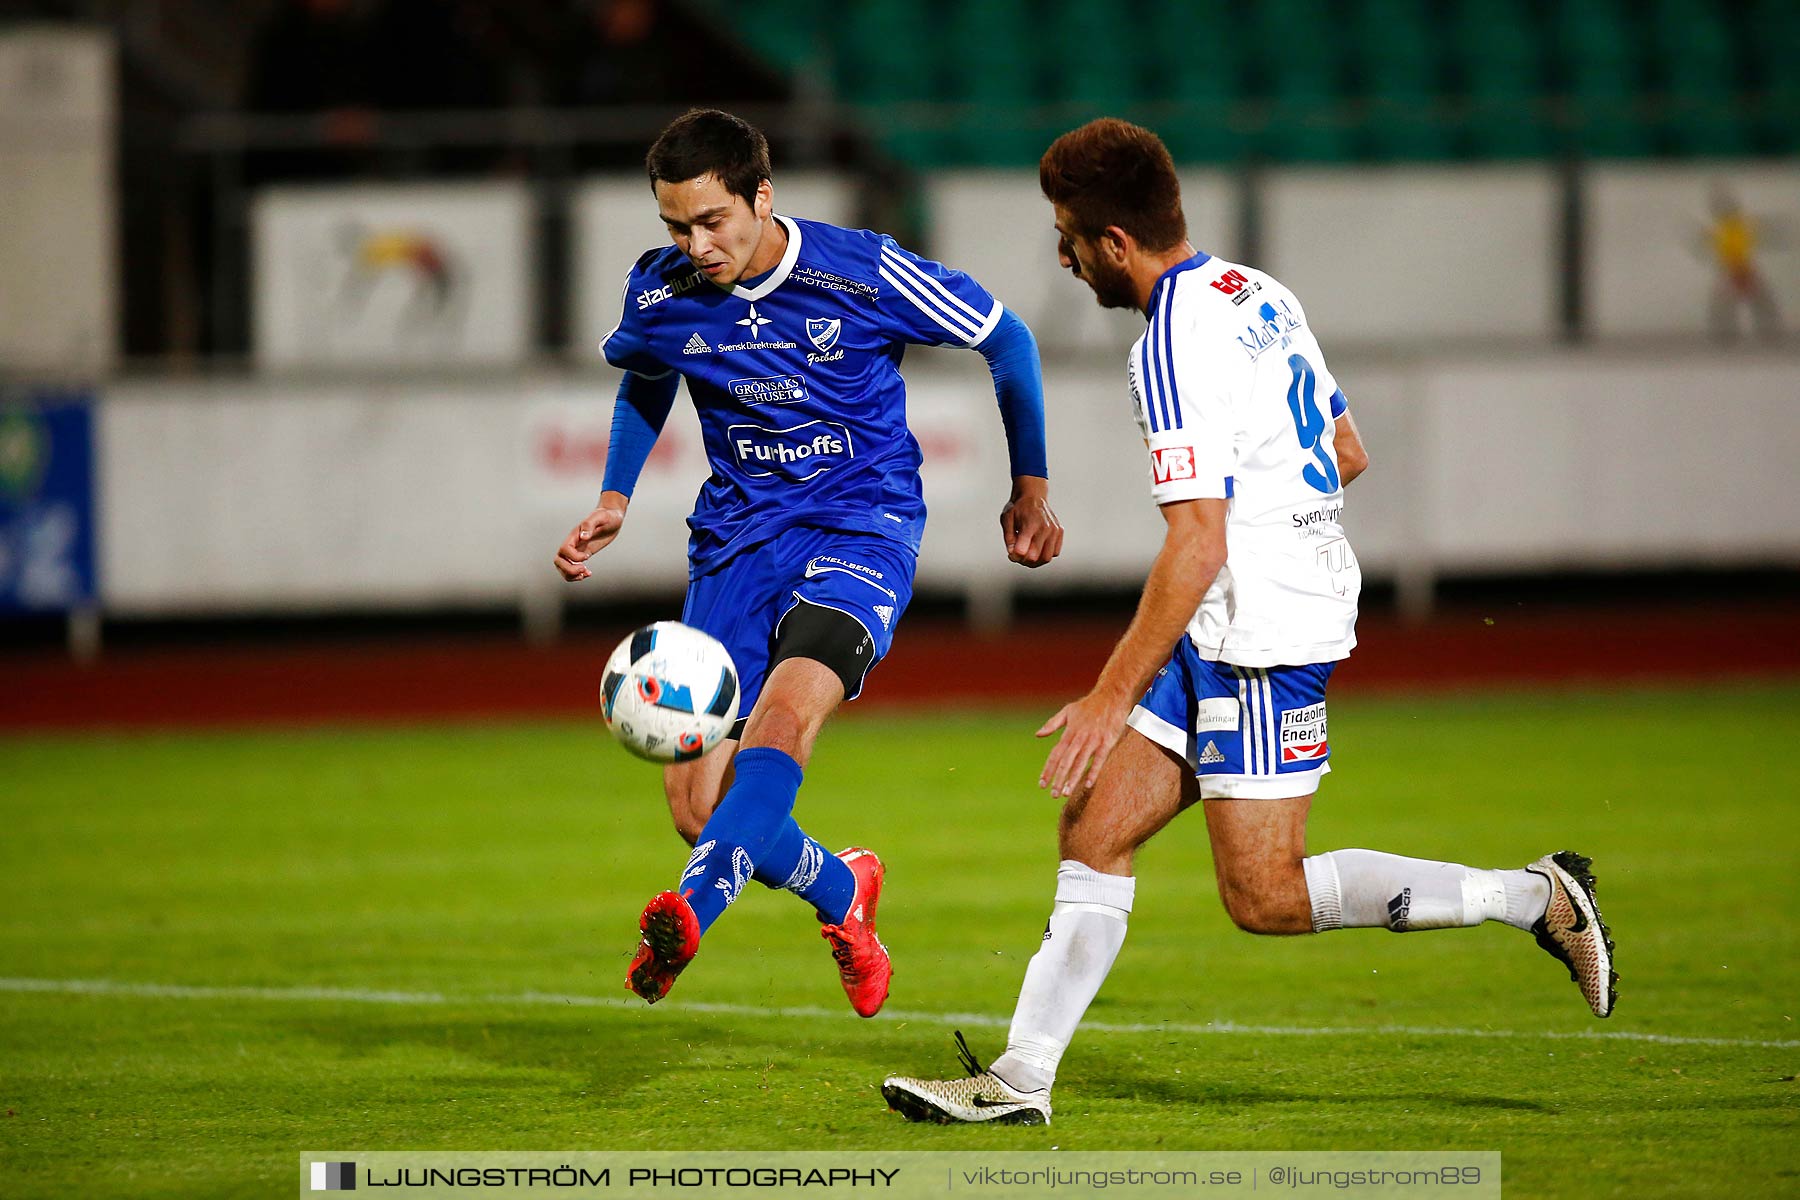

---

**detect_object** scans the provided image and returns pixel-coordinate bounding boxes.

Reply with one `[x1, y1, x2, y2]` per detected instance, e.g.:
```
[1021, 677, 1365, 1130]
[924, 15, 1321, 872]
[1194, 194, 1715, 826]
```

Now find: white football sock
[989, 860, 1135, 1094]
[1303, 849, 1550, 932]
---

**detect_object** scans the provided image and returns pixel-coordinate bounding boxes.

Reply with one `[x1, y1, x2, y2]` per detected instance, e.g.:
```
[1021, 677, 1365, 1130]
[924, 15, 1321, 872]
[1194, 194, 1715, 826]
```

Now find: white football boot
[882, 1032, 1052, 1126]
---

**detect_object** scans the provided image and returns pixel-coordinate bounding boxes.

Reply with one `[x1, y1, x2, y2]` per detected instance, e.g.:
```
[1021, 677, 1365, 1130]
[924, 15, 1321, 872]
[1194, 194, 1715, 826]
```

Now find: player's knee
[1219, 888, 1286, 934]
[740, 694, 814, 759]
[1218, 877, 1308, 935]
[1056, 799, 1136, 874]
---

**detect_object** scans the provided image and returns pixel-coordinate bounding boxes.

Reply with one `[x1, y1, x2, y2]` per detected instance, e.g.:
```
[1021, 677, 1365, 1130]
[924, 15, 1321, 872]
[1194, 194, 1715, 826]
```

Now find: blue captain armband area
[600, 370, 681, 498]
[974, 307, 1049, 479]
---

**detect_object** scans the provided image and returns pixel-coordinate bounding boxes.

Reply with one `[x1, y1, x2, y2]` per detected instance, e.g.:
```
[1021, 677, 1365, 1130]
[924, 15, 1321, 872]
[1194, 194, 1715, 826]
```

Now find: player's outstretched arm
[552, 369, 678, 581]
[974, 308, 1060, 567]
[554, 491, 629, 582]
[1038, 498, 1227, 798]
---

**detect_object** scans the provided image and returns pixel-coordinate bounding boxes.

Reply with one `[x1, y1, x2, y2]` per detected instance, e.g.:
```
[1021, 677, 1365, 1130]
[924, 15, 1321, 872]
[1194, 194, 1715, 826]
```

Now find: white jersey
[1127, 253, 1360, 667]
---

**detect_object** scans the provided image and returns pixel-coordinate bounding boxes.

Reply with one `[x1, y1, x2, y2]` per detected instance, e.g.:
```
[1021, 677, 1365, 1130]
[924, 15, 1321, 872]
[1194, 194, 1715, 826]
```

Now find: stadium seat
[940, 0, 1042, 165]
[1041, 0, 1141, 134]
[1552, 0, 1652, 157]
[1442, 0, 1549, 159]
[1141, 0, 1247, 163]
[1348, 0, 1452, 161]
[705, 0, 1778, 167]
[1744, 0, 1799, 154]
[1646, 0, 1747, 155]
[1249, 0, 1352, 162]
[833, 0, 943, 164]
[725, 0, 825, 72]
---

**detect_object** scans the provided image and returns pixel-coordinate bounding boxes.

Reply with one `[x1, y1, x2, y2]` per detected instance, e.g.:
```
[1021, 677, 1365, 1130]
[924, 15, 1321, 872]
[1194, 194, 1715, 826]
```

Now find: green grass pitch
[3, 683, 1797, 1197]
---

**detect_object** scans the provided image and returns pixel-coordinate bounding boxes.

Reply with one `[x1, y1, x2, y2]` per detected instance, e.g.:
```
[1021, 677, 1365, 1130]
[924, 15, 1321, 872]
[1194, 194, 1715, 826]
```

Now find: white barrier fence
[0, 28, 115, 374]
[252, 183, 538, 370]
[95, 347, 1800, 630]
[234, 160, 1800, 373]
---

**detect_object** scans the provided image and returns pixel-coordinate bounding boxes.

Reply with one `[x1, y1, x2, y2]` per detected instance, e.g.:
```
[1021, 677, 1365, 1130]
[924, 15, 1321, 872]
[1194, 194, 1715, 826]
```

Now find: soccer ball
[599, 622, 739, 763]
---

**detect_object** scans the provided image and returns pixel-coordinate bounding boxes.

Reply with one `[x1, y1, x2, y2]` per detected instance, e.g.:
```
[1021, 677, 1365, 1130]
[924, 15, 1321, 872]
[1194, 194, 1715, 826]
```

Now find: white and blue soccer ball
[600, 621, 739, 763]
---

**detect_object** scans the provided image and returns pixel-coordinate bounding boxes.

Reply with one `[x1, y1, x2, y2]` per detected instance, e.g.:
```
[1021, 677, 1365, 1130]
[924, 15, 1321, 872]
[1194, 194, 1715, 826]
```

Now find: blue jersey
[602, 215, 1004, 574]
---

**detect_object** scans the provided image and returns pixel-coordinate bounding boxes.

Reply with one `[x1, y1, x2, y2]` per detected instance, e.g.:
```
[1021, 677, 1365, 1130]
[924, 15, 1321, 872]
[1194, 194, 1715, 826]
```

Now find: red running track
[3, 605, 1797, 732]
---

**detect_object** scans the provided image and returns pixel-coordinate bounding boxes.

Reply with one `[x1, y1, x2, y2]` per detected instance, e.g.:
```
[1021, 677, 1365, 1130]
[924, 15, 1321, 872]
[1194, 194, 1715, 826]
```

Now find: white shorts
[1128, 639, 1336, 800]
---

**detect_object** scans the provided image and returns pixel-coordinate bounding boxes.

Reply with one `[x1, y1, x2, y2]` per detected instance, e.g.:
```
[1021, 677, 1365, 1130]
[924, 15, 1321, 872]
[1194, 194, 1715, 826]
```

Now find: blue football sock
[753, 819, 858, 925]
[680, 747, 804, 935]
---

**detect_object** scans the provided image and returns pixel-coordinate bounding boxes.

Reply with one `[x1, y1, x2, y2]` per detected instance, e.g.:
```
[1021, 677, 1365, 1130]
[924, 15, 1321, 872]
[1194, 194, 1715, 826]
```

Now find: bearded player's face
[655, 173, 775, 290]
[1052, 205, 1136, 310]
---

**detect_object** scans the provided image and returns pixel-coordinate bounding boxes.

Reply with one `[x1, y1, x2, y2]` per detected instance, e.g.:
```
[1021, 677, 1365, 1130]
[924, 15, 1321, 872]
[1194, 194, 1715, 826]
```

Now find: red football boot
[819, 847, 892, 1018]
[626, 890, 700, 1004]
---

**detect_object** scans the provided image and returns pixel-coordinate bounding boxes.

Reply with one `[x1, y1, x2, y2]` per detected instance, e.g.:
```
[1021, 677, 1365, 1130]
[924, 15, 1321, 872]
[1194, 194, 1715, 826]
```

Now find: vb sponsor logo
[1152, 445, 1198, 484]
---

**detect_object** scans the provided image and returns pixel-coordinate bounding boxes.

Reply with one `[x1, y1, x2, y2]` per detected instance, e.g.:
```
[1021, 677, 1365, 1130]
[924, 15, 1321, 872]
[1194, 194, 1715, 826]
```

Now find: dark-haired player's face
[655, 173, 776, 289]
[1052, 205, 1135, 310]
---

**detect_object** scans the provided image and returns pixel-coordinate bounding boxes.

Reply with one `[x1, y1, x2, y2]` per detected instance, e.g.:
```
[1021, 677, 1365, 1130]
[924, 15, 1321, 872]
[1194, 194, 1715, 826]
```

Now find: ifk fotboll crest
[806, 317, 841, 353]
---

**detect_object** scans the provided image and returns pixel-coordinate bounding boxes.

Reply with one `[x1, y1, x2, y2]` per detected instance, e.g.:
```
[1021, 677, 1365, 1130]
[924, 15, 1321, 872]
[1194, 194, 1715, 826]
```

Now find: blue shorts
[1126, 637, 1337, 799]
[681, 527, 915, 727]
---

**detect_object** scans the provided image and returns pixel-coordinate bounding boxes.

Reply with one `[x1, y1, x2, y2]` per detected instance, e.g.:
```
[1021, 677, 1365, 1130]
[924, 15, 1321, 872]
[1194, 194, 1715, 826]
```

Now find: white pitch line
[2, 977, 1795, 1052]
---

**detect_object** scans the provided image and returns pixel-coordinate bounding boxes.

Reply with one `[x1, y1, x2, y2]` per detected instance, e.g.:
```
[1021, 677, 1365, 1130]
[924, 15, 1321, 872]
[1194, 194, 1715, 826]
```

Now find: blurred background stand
[1, 2, 1797, 660]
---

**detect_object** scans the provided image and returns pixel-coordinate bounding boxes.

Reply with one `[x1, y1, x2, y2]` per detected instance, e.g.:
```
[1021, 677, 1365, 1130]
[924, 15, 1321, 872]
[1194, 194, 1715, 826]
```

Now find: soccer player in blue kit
[553, 109, 1062, 1015]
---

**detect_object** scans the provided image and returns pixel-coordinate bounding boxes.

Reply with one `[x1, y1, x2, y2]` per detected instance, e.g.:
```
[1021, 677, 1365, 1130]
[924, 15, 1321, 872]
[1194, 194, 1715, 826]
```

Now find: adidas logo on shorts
[1197, 739, 1226, 765]
[872, 604, 894, 630]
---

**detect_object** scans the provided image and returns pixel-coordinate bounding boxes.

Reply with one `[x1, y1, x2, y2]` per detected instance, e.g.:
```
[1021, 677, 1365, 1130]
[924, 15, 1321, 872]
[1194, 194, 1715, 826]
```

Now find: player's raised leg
[694, 754, 890, 1018]
[680, 657, 841, 932]
[627, 657, 840, 1003]
[633, 541, 908, 1009]
[883, 729, 1191, 1123]
[664, 741, 856, 928]
[650, 752, 883, 1010]
[1205, 802, 1617, 1017]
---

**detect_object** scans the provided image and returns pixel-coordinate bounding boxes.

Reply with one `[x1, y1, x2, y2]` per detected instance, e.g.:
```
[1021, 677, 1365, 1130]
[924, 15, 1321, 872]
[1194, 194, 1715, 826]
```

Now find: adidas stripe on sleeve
[1137, 287, 1236, 505]
[875, 239, 1005, 349]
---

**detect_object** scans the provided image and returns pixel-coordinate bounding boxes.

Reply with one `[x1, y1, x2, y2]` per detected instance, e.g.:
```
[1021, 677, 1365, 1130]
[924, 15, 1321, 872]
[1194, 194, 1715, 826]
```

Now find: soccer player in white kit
[882, 119, 1616, 1126]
